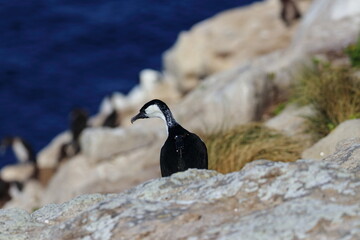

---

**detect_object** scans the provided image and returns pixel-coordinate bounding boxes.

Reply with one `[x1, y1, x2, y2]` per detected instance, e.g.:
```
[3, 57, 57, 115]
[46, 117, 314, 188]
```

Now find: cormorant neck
[163, 108, 178, 129]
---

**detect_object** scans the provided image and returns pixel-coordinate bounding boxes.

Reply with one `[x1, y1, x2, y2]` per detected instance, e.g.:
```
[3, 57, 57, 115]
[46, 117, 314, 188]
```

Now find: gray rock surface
[1, 159, 360, 239]
[323, 137, 360, 173]
[302, 119, 360, 160]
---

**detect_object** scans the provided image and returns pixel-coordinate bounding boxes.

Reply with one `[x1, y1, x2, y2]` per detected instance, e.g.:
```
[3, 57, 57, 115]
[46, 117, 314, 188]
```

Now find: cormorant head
[70, 108, 88, 122]
[131, 99, 169, 124]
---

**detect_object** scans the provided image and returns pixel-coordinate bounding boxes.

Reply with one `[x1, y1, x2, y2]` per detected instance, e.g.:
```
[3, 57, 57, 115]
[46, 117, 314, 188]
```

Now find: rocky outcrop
[92, 69, 181, 127]
[265, 104, 314, 137]
[163, 0, 310, 92]
[40, 122, 166, 206]
[164, 0, 360, 93]
[3, 180, 44, 213]
[291, 0, 360, 55]
[168, 0, 360, 132]
[1, 159, 360, 239]
[80, 126, 161, 162]
[323, 137, 360, 173]
[174, 65, 277, 131]
[0, 163, 35, 183]
[302, 119, 360, 160]
[37, 132, 72, 169]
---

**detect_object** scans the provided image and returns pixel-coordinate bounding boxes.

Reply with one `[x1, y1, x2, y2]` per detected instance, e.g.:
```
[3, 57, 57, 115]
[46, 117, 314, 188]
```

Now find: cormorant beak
[131, 112, 148, 124]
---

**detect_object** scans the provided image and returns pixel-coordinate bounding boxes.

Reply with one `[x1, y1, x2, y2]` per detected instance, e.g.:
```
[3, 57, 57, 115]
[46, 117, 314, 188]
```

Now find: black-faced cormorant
[1, 136, 36, 164]
[0, 136, 38, 179]
[70, 108, 88, 143]
[101, 95, 121, 128]
[0, 178, 10, 208]
[58, 108, 88, 162]
[131, 99, 208, 177]
[279, 0, 301, 26]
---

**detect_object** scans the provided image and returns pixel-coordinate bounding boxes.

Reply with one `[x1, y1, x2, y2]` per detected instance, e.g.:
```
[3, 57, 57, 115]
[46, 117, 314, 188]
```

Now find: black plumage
[58, 108, 88, 162]
[0, 178, 10, 208]
[102, 110, 119, 128]
[279, 0, 301, 26]
[0, 136, 39, 179]
[0, 136, 36, 163]
[70, 108, 88, 142]
[131, 99, 208, 177]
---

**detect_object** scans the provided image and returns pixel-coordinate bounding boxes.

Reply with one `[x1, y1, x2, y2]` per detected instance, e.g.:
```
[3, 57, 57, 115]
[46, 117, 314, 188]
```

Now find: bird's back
[160, 127, 208, 177]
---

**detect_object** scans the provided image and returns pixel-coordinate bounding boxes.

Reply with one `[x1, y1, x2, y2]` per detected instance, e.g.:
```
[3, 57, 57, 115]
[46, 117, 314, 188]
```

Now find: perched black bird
[0, 136, 38, 179]
[0, 178, 10, 208]
[102, 110, 119, 128]
[279, 0, 301, 26]
[131, 99, 208, 177]
[101, 95, 121, 128]
[70, 108, 88, 143]
[0, 136, 36, 164]
[58, 108, 88, 162]
[0, 178, 25, 207]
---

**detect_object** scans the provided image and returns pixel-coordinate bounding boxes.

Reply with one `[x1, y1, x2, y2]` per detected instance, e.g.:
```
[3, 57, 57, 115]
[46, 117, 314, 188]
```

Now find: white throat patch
[145, 104, 166, 123]
[12, 139, 28, 163]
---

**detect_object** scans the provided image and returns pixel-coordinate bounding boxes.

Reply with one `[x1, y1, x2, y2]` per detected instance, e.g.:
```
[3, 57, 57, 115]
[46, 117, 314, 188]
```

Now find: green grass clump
[203, 123, 303, 174]
[345, 37, 360, 67]
[271, 101, 288, 116]
[294, 61, 360, 140]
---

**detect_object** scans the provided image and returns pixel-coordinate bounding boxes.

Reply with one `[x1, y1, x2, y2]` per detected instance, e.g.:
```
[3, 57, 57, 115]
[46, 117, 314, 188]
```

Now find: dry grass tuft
[202, 123, 303, 174]
[294, 61, 360, 140]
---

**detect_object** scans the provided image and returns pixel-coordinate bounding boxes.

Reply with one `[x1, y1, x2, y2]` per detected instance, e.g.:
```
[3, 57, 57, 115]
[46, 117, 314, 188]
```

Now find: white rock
[3, 180, 44, 212]
[139, 69, 161, 93]
[265, 104, 315, 137]
[174, 63, 276, 132]
[37, 132, 71, 169]
[1, 163, 35, 183]
[291, 0, 360, 55]
[98, 96, 113, 115]
[41, 121, 166, 205]
[80, 126, 162, 162]
[110, 92, 127, 110]
[302, 119, 360, 159]
[163, 0, 310, 92]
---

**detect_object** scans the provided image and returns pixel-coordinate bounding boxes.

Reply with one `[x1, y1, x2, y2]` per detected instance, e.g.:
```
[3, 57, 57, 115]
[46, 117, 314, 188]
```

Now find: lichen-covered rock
[1, 159, 360, 239]
[302, 119, 360, 159]
[323, 137, 360, 173]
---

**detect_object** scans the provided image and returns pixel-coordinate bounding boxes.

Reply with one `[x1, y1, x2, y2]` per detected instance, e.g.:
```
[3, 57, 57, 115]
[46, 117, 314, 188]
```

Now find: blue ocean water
[0, 0, 262, 168]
